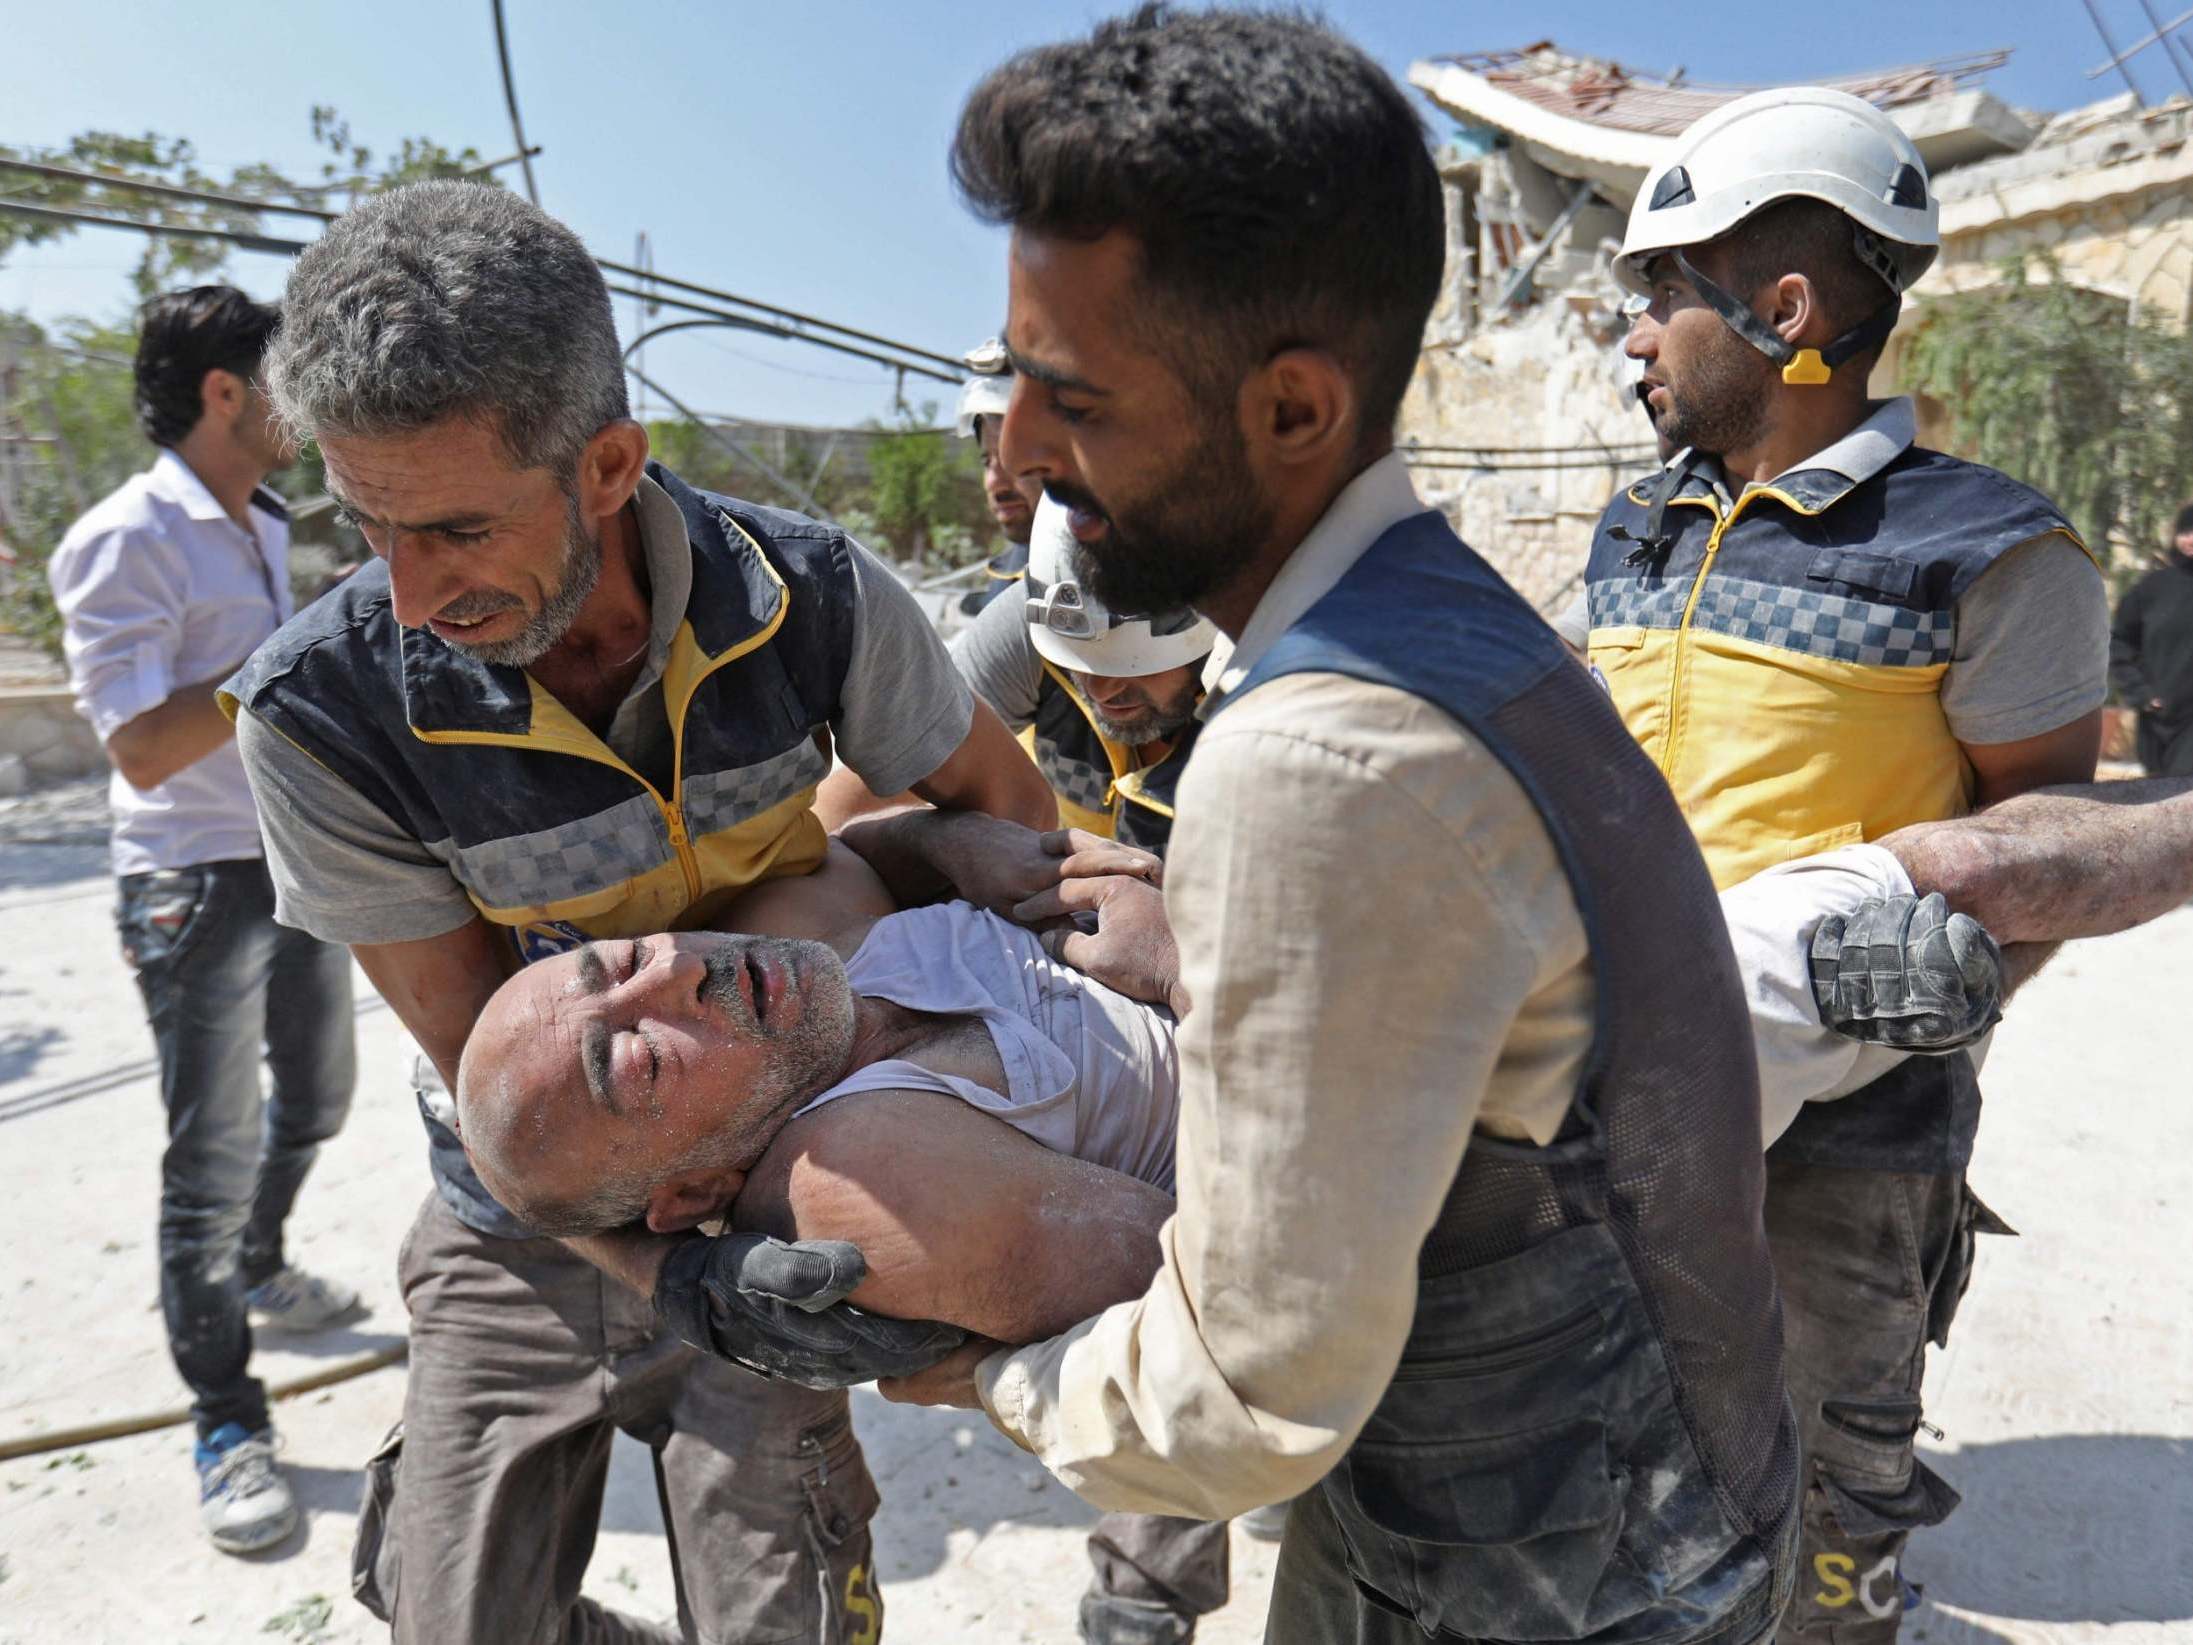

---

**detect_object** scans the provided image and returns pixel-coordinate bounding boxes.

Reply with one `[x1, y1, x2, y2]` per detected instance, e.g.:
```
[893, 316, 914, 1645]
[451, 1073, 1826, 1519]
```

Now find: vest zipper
[1660, 490, 1762, 781]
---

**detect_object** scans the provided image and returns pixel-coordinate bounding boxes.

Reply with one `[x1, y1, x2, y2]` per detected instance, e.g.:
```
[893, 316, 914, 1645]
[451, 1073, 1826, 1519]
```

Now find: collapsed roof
[1411, 44, 2037, 209]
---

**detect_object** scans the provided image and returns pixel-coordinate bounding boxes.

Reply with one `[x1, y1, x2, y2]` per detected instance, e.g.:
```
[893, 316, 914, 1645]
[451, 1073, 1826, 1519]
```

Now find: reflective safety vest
[1019, 660, 1198, 857]
[1584, 445, 2086, 890]
[1227, 509, 1797, 1641]
[225, 462, 861, 961]
[1583, 444, 2089, 1171]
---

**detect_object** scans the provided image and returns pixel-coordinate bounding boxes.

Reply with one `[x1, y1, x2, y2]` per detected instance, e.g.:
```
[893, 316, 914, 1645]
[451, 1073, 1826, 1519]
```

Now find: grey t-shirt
[949, 578, 1044, 730]
[1553, 531, 2107, 746]
[239, 475, 973, 946]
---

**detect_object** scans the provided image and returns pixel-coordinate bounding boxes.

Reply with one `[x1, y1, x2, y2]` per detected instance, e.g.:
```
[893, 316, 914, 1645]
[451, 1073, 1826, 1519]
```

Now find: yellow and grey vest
[1585, 445, 2087, 891]
[1021, 662, 1198, 857]
[227, 462, 858, 961]
[1585, 444, 2088, 1169]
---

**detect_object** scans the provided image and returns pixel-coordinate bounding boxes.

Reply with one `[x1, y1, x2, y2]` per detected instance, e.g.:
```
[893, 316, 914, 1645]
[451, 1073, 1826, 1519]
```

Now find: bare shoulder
[716, 839, 896, 955]
[731, 1087, 1170, 1341]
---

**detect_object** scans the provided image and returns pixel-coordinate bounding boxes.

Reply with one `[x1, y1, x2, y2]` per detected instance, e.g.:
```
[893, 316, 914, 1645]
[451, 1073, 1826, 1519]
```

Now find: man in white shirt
[47, 286, 359, 1557]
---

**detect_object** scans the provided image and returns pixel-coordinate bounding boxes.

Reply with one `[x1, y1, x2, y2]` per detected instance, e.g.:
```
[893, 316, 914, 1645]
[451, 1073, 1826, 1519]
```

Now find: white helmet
[955, 336, 1014, 438]
[1022, 494, 1215, 678]
[1617, 87, 1938, 384]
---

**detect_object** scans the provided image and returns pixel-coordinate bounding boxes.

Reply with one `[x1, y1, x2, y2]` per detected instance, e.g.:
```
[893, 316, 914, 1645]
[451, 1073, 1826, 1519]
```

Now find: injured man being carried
[452, 805, 2052, 1349]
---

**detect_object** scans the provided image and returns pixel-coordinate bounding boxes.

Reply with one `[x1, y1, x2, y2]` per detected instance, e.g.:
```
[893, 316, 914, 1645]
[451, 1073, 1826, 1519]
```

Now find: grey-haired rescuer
[222, 177, 1057, 1643]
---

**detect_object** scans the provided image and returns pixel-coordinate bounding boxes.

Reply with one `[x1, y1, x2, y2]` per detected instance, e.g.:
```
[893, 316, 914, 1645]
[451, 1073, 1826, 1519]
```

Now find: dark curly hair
[133, 284, 280, 448]
[951, 5, 1443, 447]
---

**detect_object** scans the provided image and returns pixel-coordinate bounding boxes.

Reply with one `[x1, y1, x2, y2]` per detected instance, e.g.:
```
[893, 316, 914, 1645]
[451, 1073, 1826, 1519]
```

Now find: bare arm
[908, 695, 1058, 831]
[1961, 710, 2103, 811]
[730, 1088, 1171, 1343]
[1880, 777, 2193, 946]
[105, 667, 244, 791]
[350, 916, 515, 1094]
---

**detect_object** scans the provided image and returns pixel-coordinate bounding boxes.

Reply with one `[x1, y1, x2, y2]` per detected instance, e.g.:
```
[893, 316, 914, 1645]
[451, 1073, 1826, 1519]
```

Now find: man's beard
[694, 936, 859, 1163]
[1046, 415, 1275, 617]
[1655, 326, 1774, 459]
[1087, 680, 1201, 745]
[441, 490, 602, 669]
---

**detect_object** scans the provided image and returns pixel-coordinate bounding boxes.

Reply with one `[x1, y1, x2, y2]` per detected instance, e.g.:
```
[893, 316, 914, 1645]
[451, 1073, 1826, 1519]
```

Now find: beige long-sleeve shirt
[976, 455, 1598, 1519]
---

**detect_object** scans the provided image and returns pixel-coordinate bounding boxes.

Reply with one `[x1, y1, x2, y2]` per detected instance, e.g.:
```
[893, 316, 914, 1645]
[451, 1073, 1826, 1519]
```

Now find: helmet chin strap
[1670, 248, 1901, 386]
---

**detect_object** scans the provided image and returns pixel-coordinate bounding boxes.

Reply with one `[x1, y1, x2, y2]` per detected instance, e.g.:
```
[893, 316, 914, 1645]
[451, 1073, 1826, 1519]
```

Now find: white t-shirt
[798, 855, 1952, 1174]
[795, 901, 1183, 1190]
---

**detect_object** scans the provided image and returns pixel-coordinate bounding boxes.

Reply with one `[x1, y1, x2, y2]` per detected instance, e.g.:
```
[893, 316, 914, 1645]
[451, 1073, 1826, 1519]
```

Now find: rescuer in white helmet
[952, 492, 1214, 854]
[956, 337, 1038, 606]
[1564, 87, 2111, 1645]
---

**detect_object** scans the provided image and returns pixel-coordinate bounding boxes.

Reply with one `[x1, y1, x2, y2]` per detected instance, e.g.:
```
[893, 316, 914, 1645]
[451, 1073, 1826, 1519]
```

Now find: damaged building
[1402, 43, 2193, 606]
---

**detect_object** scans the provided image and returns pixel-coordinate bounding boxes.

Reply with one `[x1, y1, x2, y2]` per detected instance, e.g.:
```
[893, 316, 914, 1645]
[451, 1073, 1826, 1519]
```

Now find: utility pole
[630, 230, 655, 422]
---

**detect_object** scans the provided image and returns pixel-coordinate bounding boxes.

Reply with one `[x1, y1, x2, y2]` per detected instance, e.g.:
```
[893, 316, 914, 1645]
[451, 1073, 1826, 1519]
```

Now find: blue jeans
[117, 857, 356, 1440]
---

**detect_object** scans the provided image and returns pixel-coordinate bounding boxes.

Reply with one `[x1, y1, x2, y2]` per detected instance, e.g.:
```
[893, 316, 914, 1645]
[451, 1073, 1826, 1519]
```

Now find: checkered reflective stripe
[1589, 573, 1951, 667]
[680, 739, 831, 838]
[1033, 733, 1114, 815]
[1588, 579, 1693, 631]
[451, 792, 671, 911]
[1690, 573, 1951, 667]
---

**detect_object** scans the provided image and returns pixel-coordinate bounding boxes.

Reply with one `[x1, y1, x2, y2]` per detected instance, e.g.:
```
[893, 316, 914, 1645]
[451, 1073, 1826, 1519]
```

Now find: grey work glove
[1810, 891, 2005, 1053]
[653, 1233, 969, 1390]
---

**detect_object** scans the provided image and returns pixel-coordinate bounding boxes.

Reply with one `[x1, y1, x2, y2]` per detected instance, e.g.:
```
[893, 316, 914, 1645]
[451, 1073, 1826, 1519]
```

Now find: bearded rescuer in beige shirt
[880, 14, 1802, 1643]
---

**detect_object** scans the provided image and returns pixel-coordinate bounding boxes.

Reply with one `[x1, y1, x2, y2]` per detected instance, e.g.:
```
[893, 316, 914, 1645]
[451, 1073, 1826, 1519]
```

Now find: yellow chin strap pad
[1782, 348, 1833, 386]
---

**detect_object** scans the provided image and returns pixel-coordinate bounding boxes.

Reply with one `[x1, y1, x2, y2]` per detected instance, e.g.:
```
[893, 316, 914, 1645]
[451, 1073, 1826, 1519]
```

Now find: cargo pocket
[351, 1421, 405, 1623]
[797, 1412, 883, 1645]
[1928, 1184, 2016, 1350]
[1812, 1397, 1961, 1541]
[1338, 1416, 1625, 1637]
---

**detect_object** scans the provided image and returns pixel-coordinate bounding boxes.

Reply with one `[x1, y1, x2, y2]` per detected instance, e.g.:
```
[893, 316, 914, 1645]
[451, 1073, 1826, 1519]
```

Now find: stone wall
[0, 687, 105, 794]
[1398, 156, 1655, 611]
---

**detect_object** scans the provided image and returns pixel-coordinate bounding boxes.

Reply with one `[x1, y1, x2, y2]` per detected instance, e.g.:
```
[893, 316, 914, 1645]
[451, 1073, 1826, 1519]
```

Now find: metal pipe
[463, 145, 544, 180]
[2081, 0, 2151, 103]
[623, 356, 831, 519]
[594, 257, 965, 373]
[2084, 2, 2193, 76]
[489, 0, 542, 205]
[0, 156, 335, 219]
[603, 281, 958, 382]
[0, 196, 309, 254]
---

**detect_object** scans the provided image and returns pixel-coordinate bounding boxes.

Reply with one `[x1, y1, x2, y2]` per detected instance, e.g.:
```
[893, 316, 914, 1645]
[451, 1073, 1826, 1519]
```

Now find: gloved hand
[652, 1232, 969, 1390]
[1810, 892, 2004, 1052]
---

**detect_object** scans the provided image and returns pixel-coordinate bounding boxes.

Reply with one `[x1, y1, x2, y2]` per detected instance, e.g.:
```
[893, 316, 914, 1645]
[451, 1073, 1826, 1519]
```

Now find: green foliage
[0, 316, 140, 657]
[0, 113, 480, 657]
[643, 406, 990, 572]
[0, 114, 487, 300]
[1902, 254, 2193, 592]
[864, 401, 983, 570]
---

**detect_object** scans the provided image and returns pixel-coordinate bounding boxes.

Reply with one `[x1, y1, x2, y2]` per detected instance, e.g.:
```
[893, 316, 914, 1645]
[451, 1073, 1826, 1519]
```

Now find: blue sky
[1, 0, 2165, 427]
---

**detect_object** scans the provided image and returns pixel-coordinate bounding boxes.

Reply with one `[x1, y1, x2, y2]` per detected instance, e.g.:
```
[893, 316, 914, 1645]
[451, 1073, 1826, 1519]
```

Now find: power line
[0, 156, 961, 383]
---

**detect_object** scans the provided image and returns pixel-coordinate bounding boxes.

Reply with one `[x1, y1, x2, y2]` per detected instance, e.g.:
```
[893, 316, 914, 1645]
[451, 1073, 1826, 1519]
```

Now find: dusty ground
[0, 780, 2185, 1644]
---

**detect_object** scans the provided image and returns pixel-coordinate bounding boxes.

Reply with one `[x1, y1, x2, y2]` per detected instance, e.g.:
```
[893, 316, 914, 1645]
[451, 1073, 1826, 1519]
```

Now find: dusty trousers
[1082, 1512, 1231, 1643]
[1766, 1158, 2004, 1642]
[353, 1193, 883, 1644]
